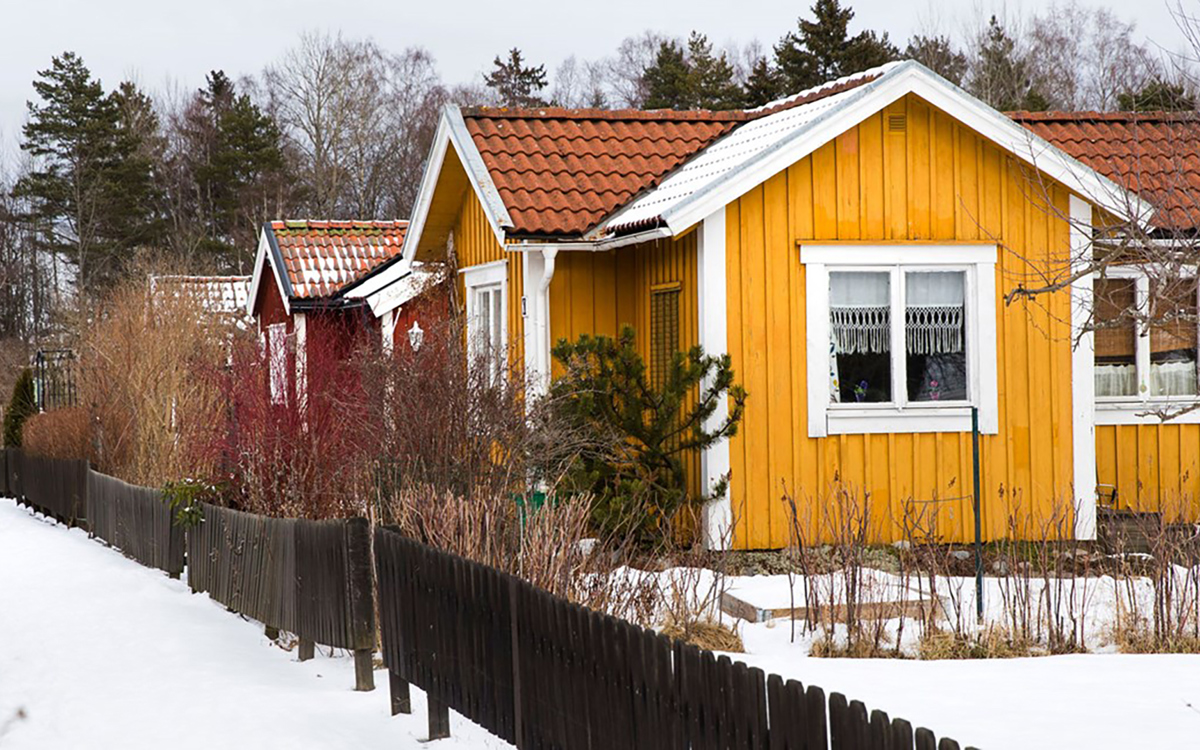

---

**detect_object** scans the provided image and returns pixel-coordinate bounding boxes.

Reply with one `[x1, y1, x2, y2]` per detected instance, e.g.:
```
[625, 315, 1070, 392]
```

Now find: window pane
[477, 288, 492, 357]
[906, 271, 967, 402]
[1094, 278, 1137, 397]
[1150, 277, 1198, 396]
[830, 271, 891, 403]
[492, 287, 503, 354]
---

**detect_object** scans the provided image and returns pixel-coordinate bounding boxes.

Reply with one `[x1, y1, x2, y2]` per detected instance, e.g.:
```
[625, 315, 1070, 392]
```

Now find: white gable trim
[246, 227, 292, 317]
[358, 107, 513, 315]
[607, 61, 1149, 238]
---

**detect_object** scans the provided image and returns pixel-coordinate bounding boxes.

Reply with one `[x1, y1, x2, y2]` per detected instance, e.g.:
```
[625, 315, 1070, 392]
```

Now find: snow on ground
[724, 574, 1200, 749]
[0, 498, 511, 750]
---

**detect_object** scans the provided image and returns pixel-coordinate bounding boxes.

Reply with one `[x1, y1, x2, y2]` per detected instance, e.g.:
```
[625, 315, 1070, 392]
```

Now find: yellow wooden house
[356, 61, 1192, 550]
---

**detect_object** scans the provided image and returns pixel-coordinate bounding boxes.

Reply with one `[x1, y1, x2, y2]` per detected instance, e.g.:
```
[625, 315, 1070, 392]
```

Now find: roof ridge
[1008, 110, 1200, 121]
[462, 106, 749, 122]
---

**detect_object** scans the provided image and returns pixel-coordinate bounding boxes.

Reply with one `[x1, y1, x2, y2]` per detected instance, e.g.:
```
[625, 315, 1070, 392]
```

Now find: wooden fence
[187, 503, 376, 689]
[375, 527, 979, 750]
[8, 452, 88, 527]
[87, 470, 185, 578]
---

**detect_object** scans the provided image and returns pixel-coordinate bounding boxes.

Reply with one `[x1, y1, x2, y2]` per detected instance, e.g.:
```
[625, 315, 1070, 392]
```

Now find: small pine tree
[970, 16, 1040, 111]
[3, 369, 37, 448]
[904, 35, 968, 87]
[550, 327, 747, 544]
[1118, 81, 1196, 112]
[484, 48, 548, 108]
[744, 58, 782, 107]
[642, 40, 692, 110]
[686, 33, 745, 110]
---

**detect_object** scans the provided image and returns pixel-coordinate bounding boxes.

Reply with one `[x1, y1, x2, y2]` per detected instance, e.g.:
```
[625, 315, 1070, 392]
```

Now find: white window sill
[1095, 400, 1200, 425]
[827, 406, 990, 435]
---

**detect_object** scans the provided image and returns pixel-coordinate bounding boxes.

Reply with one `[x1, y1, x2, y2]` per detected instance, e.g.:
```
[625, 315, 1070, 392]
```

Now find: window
[803, 244, 998, 436]
[462, 261, 507, 385]
[650, 285, 681, 389]
[267, 322, 288, 405]
[1094, 268, 1199, 421]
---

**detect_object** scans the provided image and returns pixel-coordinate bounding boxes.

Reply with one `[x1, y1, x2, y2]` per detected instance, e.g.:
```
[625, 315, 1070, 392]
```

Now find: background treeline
[0, 0, 1193, 352]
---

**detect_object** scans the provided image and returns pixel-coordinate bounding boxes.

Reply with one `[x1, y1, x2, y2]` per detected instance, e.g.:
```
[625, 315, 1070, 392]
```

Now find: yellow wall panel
[725, 93, 1080, 548]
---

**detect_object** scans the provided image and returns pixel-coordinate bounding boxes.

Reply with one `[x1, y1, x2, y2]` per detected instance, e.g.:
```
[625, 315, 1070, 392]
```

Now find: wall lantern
[408, 320, 425, 351]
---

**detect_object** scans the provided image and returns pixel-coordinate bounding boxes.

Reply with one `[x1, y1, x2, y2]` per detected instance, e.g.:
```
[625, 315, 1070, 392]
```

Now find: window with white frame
[462, 260, 507, 384]
[1094, 268, 1199, 416]
[802, 244, 999, 436]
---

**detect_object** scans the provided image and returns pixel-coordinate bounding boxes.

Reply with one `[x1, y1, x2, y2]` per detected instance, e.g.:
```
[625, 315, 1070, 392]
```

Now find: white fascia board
[361, 106, 515, 317]
[1069, 195, 1097, 540]
[656, 62, 1150, 237]
[246, 227, 291, 317]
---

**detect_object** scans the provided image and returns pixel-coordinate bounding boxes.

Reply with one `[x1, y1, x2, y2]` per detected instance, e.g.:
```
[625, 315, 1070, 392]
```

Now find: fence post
[298, 639, 314, 661]
[509, 576, 523, 748]
[428, 696, 451, 740]
[345, 517, 376, 692]
[389, 671, 412, 716]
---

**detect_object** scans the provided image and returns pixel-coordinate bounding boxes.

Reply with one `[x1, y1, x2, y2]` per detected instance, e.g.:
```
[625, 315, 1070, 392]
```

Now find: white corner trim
[803, 243, 999, 438]
[293, 311, 308, 412]
[381, 309, 396, 355]
[697, 208, 732, 550]
[246, 228, 291, 317]
[1070, 195, 1097, 541]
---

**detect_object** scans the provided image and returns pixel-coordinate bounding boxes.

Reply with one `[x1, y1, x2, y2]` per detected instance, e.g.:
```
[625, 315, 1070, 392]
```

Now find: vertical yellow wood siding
[453, 188, 524, 368]
[726, 94, 1077, 549]
[1096, 424, 1200, 521]
[548, 233, 702, 498]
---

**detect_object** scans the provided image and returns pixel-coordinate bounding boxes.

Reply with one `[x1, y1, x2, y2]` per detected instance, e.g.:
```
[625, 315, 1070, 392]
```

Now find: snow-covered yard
[0, 498, 510, 750]
[3, 495, 1199, 749]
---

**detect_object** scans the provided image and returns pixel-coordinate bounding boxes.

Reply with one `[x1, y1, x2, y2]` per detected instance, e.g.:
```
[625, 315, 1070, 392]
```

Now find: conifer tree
[642, 40, 692, 109]
[904, 35, 968, 87]
[1118, 81, 1196, 111]
[550, 327, 747, 544]
[484, 48, 548, 108]
[774, 0, 897, 94]
[3, 369, 35, 448]
[13, 52, 160, 291]
[744, 58, 783, 107]
[685, 33, 745, 110]
[970, 16, 1047, 111]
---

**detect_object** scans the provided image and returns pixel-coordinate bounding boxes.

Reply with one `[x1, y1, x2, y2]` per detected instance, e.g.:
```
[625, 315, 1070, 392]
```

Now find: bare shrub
[50, 267, 236, 484]
[21, 407, 93, 461]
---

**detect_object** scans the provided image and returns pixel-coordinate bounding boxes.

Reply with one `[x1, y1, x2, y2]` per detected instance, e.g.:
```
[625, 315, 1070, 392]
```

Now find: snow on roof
[149, 275, 251, 317]
[601, 62, 903, 235]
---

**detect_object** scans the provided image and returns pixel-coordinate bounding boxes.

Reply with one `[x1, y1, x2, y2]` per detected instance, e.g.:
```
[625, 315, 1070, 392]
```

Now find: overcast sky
[0, 0, 1190, 157]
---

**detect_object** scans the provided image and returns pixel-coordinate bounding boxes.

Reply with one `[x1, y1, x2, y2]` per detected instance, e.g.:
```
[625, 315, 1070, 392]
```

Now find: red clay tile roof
[461, 67, 888, 237]
[269, 220, 408, 299]
[1011, 111, 1200, 230]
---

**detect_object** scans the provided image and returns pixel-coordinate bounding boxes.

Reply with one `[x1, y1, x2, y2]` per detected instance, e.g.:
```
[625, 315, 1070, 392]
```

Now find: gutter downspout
[536, 248, 559, 396]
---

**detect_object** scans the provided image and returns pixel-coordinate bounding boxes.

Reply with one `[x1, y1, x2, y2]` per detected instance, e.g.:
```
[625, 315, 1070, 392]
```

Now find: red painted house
[246, 220, 448, 402]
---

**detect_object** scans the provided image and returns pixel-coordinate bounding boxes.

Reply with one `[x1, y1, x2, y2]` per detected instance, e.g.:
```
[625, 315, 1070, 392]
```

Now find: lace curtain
[906, 272, 965, 355]
[830, 272, 890, 354]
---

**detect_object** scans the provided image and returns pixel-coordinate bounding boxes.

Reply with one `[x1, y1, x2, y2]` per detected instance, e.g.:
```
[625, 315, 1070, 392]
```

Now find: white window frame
[1094, 264, 1200, 425]
[461, 260, 508, 384]
[802, 244, 999, 437]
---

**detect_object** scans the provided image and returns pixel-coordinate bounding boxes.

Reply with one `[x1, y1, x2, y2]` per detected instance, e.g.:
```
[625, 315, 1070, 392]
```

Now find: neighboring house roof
[271, 220, 408, 299]
[149, 275, 251, 318]
[362, 262, 444, 317]
[247, 219, 409, 316]
[1009, 111, 1200, 231]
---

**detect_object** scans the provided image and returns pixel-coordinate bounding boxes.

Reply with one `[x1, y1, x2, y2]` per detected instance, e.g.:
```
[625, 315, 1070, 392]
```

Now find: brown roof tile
[1011, 111, 1200, 230]
[269, 219, 408, 299]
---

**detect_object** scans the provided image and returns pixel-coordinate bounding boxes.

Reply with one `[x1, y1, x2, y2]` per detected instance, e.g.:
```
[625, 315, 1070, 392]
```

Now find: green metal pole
[972, 406, 984, 623]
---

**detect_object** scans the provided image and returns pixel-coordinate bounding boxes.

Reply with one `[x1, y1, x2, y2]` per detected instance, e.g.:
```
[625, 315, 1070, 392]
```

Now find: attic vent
[887, 114, 907, 133]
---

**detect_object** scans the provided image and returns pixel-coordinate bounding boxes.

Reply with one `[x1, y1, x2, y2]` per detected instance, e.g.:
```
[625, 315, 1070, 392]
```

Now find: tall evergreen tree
[12, 52, 159, 292]
[685, 33, 745, 110]
[744, 58, 783, 107]
[970, 16, 1047, 111]
[904, 35, 969, 87]
[642, 33, 746, 110]
[181, 71, 289, 271]
[484, 48, 548, 108]
[1118, 80, 1196, 111]
[642, 40, 692, 109]
[774, 0, 898, 94]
